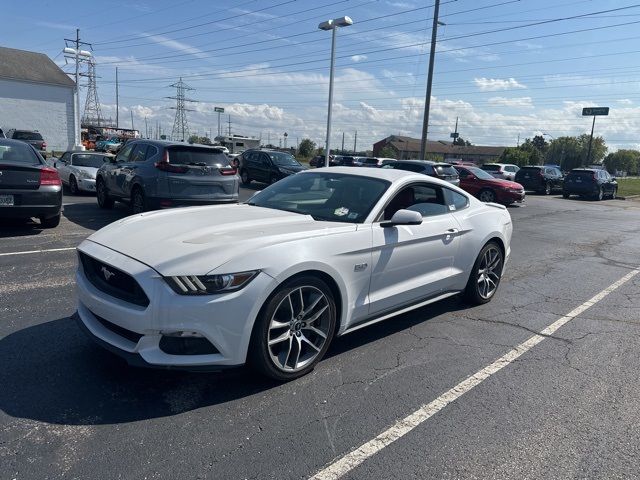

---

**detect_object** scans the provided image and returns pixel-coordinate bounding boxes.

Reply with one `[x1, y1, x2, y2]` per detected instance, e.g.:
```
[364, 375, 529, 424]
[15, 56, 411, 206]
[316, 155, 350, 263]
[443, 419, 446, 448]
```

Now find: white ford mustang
[75, 167, 512, 380]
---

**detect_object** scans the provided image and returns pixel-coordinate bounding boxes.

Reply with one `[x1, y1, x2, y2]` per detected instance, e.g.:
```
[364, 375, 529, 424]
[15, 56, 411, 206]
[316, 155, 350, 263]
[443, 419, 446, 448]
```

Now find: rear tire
[240, 169, 251, 186]
[96, 178, 114, 209]
[40, 214, 60, 229]
[594, 187, 604, 201]
[542, 182, 551, 195]
[478, 189, 496, 203]
[562, 191, 570, 199]
[610, 187, 617, 200]
[463, 241, 504, 305]
[248, 275, 336, 381]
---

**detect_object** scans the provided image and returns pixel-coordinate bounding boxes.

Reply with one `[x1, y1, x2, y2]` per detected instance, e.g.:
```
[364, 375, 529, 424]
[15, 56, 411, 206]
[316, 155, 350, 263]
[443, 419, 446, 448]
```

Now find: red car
[454, 165, 525, 205]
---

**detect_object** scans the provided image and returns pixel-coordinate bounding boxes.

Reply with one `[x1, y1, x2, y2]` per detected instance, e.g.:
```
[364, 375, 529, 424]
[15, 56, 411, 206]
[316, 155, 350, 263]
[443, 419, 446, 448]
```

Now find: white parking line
[310, 268, 640, 480]
[0, 247, 76, 257]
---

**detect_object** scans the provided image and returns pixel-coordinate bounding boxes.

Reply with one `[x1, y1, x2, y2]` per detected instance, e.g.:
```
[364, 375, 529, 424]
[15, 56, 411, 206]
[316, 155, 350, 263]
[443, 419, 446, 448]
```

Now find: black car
[562, 168, 618, 200]
[5, 129, 47, 158]
[0, 138, 62, 227]
[514, 165, 563, 194]
[309, 155, 326, 168]
[330, 155, 361, 167]
[239, 149, 306, 185]
[381, 160, 460, 186]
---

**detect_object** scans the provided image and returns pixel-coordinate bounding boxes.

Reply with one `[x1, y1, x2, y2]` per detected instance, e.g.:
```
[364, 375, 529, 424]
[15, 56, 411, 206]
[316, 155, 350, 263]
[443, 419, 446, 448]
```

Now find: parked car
[381, 160, 460, 186]
[562, 168, 618, 200]
[0, 128, 5, 138]
[379, 158, 396, 167]
[95, 137, 122, 153]
[5, 129, 47, 158]
[239, 149, 306, 185]
[358, 157, 383, 168]
[55, 151, 112, 195]
[514, 165, 564, 194]
[75, 167, 512, 380]
[330, 155, 361, 167]
[480, 163, 519, 180]
[0, 138, 62, 227]
[454, 165, 525, 205]
[96, 140, 238, 213]
[309, 155, 326, 168]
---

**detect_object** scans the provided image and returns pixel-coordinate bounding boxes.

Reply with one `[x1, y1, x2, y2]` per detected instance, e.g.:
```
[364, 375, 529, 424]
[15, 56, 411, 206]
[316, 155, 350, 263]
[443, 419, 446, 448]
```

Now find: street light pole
[319, 16, 353, 167]
[419, 0, 442, 160]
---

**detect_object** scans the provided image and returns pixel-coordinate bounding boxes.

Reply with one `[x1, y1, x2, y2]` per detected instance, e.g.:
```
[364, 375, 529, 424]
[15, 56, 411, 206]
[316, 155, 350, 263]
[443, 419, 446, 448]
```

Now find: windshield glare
[72, 154, 106, 168]
[247, 172, 389, 223]
[0, 142, 40, 164]
[467, 167, 495, 180]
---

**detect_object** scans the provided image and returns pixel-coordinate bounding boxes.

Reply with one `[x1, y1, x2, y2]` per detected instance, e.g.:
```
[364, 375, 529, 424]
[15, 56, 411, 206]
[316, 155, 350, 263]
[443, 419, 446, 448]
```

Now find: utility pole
[228, 115, 231, 136]
[115, 67, 119, 128]
[167, 77, 196, 141]
[144, 116, 148, 138]
[342, 132, 345, 153]
[353, 130, 357, 153]
[586, 115, 597, 165]
[130, 110, 134, 130]
[63, 29, 92, 150]
[517, 134, 520, 147]
[419, 0, 442, 160]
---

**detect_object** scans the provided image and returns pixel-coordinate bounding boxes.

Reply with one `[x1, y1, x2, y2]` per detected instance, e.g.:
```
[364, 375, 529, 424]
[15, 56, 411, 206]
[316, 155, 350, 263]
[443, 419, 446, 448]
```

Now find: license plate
[524, 174, 530, 178]
[576, 178, 582, 183]
[0, 194, 14, 206]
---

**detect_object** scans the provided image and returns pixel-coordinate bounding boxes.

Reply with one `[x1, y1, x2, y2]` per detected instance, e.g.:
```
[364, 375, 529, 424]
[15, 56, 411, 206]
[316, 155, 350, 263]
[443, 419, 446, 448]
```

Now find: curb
[618, 195, 640, 200]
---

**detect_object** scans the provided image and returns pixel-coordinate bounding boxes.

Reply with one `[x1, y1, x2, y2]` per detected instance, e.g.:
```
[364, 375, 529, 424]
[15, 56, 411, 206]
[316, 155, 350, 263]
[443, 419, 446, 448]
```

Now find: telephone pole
[228, 115, 232, 136]
[353, 130, 357, 153]
[167, 77, 196, 141]
[115, 67, 119, 128]
[342, 132, 345, 153]
[419, 0, 442, 160]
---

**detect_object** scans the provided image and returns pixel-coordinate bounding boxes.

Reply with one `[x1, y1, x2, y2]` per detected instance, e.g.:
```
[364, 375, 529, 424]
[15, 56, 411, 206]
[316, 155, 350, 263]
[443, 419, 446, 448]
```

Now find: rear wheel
[40, 214, 60, 229]
[478, 189, 496, 203]
[543, 182, 551, 195]
[240, 169, 251, 186]
[562, 191, 570, 199]
[610, 187, 617, 200]
[69, 175, 79, 195]
[594, 187, 604, 201]
[463, 242, 504, 305]
[248, 276, 336, 381]
[131, 186, 146, 214]
[96, 178, 114, 209]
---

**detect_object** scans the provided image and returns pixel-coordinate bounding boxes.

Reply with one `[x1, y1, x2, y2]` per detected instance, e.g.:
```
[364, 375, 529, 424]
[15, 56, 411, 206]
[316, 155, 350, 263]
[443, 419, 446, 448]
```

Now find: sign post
[214, 107, 225, 137]
[582, 107, 609, 164]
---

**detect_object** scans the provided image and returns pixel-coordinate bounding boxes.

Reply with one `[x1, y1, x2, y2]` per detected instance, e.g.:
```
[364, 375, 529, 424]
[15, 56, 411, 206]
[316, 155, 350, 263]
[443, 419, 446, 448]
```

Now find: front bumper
[498, 189, 525, 204]
[75, 240, 277, 369]
[78, 178, 96, 192]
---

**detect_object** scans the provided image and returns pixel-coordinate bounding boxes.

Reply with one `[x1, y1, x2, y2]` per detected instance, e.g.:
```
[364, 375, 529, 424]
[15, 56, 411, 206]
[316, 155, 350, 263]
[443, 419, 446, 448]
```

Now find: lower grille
[79, 251, 150, 307]
[159, 336, 219, 355]
[93, 312, 144, 344]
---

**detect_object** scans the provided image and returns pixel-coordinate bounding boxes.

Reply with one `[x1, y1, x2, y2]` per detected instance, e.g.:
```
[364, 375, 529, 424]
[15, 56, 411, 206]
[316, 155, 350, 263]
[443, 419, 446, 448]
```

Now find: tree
[576, 134, 607, 165]
[519, 138, 544, 165]
[452, 136, 472, 146]
[531, 135, 548, 154]
[187, 135, 211, 144]
[604, 149, 640, 175]
[378, 145, 397, 159]
[499, 147, 533, 167]
[297, 138, 316, 158]
[545, 135, 607, 170]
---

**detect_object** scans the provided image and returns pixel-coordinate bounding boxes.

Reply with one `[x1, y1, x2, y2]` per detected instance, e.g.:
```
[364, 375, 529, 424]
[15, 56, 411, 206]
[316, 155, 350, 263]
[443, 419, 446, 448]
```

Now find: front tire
[240, 169, 251, 186]
[248, 276, 337, 381]
[463, 242, 504, 305]
[69, 176, 79, 195]
[131, 186, 146, 214]
[562, 191, 570, 199]
[96, 178, 114, 209]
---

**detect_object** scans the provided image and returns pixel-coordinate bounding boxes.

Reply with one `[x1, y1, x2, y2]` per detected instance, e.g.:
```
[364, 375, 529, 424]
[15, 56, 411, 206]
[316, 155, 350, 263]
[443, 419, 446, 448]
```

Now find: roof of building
[0, 46, 75, 87]
[378, 135, 505, 157]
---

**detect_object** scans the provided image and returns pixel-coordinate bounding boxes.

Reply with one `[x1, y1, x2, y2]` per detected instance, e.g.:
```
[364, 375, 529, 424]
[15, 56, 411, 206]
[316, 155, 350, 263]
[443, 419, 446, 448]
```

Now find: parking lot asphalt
[2, 190, 640, 480]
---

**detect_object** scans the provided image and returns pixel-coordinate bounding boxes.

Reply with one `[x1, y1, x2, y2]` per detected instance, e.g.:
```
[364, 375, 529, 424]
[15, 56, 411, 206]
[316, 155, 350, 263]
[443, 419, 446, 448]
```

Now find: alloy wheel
[545, 183, 551, 195]
[267, 286, 332, 372]
[479, 189, 495, 203]
[597, 187, 604, 201]
[132, 189, 145, 214]
[476, 246, 503, 300]
[70, 176, 78, 195]
[612, 188, 617, 199]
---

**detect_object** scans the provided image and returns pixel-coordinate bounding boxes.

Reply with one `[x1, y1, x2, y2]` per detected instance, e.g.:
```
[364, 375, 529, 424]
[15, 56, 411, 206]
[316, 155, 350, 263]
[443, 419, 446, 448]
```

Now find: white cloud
[35, 20, 75, 30]
[488, 97, 534, 108]
[351, 55, 368, 62]
[141, 34, 212, 61]
[474, 77, 526, 91]
[386, 1, 415, 7]
[617, 99, 633, 105]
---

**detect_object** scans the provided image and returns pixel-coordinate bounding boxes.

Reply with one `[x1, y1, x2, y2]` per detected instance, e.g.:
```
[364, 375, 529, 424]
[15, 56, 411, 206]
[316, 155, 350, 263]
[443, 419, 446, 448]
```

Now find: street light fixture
[319, 16, 353, 167]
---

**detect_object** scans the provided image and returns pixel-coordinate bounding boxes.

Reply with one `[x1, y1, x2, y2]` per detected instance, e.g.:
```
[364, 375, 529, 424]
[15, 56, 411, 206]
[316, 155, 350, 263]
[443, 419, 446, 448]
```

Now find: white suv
[480, 163, 520, 181]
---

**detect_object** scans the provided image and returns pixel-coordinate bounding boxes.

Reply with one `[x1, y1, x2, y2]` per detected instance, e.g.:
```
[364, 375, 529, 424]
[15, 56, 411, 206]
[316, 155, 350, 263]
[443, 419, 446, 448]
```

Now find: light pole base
[73, 145, 86, 151]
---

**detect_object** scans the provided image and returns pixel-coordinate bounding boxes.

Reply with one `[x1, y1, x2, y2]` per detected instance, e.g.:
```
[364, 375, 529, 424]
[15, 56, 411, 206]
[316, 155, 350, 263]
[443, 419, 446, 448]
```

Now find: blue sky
[4, 0, 640, 151]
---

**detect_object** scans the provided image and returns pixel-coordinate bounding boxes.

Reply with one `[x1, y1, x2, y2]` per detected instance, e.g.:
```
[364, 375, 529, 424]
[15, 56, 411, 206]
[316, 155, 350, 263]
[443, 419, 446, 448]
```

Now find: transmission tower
[167, 78, 196, 141]
[81, 58, 103, 126]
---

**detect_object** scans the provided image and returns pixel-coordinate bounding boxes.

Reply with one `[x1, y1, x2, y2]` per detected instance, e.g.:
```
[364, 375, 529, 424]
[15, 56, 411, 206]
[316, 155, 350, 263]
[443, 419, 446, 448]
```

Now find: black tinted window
[445, 188, 469, 210]
[0, 141, 40, 164]
[129, 144, 148, 163]
[71, 154, 105, 168]
[383, 162, 424, 173]
[145, 145, 158, 160]
[481, 164, 501, 171]
[167, 146, 230, 166]
[13, 131, 43, 141]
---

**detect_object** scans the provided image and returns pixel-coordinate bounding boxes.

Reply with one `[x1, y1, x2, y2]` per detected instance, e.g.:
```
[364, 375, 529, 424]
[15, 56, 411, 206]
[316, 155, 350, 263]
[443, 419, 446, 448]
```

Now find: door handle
[444, 228, 459, 239]
[446, 228, 459, 234]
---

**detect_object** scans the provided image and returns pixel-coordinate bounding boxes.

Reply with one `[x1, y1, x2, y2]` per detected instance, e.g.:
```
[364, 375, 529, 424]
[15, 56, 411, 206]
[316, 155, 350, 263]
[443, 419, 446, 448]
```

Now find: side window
[260, 153, 271, 166]
[144, 145, 158, 162]
[457, 169, 469, 179]
[115, 144, 134, 163]
[444, 188, 469, 211]
[129, 144, 148, 163]
[383, 184, 448, 220]
[61, 152, 72, 163]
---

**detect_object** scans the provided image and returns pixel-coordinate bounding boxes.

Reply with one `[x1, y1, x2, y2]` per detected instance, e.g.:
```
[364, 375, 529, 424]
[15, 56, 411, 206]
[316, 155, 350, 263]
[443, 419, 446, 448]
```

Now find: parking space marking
[310, 268, 640, 480]
[0, 247, 76, 257]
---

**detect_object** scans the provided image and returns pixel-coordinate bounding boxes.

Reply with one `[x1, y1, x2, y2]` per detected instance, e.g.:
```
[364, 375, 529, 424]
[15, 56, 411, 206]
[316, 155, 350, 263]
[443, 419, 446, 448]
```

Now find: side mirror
[381, 209, 423, 228]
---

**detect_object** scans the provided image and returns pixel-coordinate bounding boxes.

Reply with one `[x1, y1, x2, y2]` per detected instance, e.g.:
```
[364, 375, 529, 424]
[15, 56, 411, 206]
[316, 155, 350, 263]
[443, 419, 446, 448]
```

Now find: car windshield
[167, 146, 230, 166]
[481, 164, 501, 171]
[247, 172, 389, 223]
[364, 158, 379, 165]
[0, 141, 40, 164]
[467, 167, 495, 180]
[267, 152, 300, 167]
[71, 154, 106, 168]
[13, 131, 43, 141]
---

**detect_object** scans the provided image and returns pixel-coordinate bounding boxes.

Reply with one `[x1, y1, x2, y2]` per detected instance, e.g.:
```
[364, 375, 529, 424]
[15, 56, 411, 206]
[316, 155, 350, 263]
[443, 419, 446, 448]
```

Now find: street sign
[582, 107, 609, 116]
[450, 132, 459, 139]
[214, 107, 224, 113]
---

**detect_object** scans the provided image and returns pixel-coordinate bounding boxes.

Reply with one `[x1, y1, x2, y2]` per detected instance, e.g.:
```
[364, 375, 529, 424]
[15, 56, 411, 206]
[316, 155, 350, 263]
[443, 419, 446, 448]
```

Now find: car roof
[0, 138, 35, 147]
[301, 165, 456, 186]
[570, 168, 597, 172]
[395, 159, 454, 166]
[126, 139, 225, 149]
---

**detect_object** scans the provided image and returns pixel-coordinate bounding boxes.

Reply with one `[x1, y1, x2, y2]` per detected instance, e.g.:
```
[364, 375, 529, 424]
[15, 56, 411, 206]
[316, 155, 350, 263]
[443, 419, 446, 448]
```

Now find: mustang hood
[84, 204, 356, 275]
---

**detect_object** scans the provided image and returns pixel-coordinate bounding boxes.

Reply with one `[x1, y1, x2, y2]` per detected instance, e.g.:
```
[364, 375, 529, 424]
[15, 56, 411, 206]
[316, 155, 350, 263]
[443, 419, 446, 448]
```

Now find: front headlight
[165, 270, 259, 295]
[77, 169, 93, 179]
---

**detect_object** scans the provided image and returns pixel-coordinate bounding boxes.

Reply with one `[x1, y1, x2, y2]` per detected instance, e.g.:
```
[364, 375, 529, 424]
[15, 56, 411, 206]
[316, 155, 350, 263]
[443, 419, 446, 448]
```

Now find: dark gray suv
[96, 140, 239, 213]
